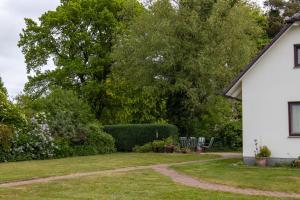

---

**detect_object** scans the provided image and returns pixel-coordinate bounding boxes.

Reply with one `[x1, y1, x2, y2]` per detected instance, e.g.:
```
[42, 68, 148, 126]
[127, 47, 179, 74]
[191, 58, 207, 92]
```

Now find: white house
[225, 13, 300, 165]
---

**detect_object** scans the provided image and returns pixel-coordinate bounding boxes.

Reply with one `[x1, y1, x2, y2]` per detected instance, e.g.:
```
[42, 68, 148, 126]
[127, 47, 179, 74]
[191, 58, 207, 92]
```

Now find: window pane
[292, 104, 300, 134]
[298, 48, 300, 65]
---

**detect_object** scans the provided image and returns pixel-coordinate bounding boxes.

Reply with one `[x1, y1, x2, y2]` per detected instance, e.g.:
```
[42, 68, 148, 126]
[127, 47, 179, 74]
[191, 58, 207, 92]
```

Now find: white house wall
[242, 24, 300, 159]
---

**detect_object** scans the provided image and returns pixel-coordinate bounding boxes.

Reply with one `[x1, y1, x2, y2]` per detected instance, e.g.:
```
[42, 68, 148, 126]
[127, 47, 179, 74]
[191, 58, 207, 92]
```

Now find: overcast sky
[0, 0, 264, 98]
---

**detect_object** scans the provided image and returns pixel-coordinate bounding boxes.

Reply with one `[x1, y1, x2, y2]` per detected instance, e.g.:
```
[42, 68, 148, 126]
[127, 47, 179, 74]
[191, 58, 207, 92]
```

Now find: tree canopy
[264, 0, 300, 37]
[110, 0, 267, 135]
[0, 78, 25, 128]
[17, 0, 270, 148]
[0, 77, 7, 96]
[18, 0, 143, 118]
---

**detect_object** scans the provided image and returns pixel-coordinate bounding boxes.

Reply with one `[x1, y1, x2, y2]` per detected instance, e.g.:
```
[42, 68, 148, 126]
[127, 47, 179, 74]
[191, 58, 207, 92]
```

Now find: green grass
[0, 153, 219, 183]
[172, 158, 300, 193]
[0, 170, 290, 200]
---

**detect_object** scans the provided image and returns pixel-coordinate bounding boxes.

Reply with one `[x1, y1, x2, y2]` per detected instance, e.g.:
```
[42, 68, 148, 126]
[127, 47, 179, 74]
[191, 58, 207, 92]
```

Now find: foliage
[0, 124, 14, 161]
[197, 96, 242, 150]
[15, 89, 116, 160]
[0, 77, 26, 128]
[18, 0, 143, 119]
[111, 0, 266, 135]
[27, 89, 96, 140]
[264, 0, 300, 37]
[256, 146, 271, 158]
[133, 136, 177, 153]
[0, 115, 58, 162]
[0, 90, 26, 129]
[102, 80, 167, 124]
[104, 124, 178, 151]
[0, 77, 7, 96]
[72, 124, 116, 156]
[132, 142, 153, 153]
[151, 140, 166, 153]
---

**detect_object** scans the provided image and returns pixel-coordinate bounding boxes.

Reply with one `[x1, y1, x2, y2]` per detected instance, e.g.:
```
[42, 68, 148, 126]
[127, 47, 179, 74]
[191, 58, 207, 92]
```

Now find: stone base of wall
[244, 157, 296, 166]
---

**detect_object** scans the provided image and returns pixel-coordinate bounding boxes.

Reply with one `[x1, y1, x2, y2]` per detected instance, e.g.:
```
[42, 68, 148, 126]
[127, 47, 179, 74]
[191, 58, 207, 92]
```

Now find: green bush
[54, 124, 115, 157]
[256, 146, 271, 158]
[72, 124, 116, 156]
[103, 124, 178, 151]
[133, 136, 178, 153]
[152, 140, 165, 153]
[133, 143, 152, 153]
[0, 124, 14, 161]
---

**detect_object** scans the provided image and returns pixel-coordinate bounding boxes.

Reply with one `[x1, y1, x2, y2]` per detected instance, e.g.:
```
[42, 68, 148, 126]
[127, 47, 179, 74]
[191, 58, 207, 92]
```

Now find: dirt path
[3, 152, 299, 198]
[0, 156, 229, 188]
[153, 165, 300, 199]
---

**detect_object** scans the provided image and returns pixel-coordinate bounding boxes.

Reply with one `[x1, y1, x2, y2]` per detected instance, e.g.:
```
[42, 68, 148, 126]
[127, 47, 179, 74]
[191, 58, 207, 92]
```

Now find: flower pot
[255, 157, 268, 167]
[196, 147, 203, 154]
[295, 160, 300, 168]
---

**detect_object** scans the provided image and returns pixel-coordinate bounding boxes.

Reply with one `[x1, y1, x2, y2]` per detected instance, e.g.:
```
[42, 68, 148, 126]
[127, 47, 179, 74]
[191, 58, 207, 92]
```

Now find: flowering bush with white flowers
[1, 114, 58, 162]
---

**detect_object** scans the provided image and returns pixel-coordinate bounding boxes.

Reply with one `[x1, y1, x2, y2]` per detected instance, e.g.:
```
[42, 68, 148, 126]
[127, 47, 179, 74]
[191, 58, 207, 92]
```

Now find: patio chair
[197, 137, 205, 148]
[179, 137, 187, 148]
[202, 137, 214, 151]
[189, 137, 197, 150]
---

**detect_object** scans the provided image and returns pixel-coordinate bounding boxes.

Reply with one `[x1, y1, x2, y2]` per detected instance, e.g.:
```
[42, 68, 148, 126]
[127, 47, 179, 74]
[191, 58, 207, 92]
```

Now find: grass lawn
[0, 153, 219, 183]
[0, 169, 290, 200]
[172, 158, 300, 193]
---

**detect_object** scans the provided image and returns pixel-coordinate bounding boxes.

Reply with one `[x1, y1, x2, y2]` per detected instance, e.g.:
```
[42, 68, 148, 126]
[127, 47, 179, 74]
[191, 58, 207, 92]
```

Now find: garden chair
[179, 137, 187, 148]
[197, 137, 205, 148]
[189, 137, 197, 150]
[202, 137, 214, 152]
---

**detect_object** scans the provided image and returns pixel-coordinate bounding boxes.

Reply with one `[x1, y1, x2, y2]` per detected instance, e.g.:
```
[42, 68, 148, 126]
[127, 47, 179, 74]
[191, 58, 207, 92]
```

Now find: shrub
[9, 118, 58, 161]
[28, 89, 96, 140]
[53, 138, 74, 158]
[133, 143, 153, 153]
[0, 91, 26, 129]
[152, 140, 165, 153]
[54, 124, 116, 157]
[104, 124, 178, 151]
[0, 124, 14, 161]
[133, 136, 178, 153]
[0, 124, 13, 152]
[72, 124, 116, 156]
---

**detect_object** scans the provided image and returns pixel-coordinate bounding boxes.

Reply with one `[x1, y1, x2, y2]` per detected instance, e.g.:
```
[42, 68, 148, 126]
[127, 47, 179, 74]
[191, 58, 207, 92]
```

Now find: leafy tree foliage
[0, 77, 7, 96]
[18, 0, 143, 118]
[27, 89, 96, 140]
[111, 0, 266, 135]
[0, 80, 25, 128]
[264, 0, 300, 37]
[17, 89, 115, 158]
[102, 78, 167, 124]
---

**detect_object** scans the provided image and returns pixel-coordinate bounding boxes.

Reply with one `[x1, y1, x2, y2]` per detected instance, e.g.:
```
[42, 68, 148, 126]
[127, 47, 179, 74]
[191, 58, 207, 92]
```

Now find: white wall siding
[243, 25, 300, 159]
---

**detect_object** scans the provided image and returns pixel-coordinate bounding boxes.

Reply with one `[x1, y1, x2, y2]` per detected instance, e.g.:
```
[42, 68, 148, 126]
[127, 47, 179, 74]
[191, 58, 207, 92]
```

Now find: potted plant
[164, 137, 175, 153]
[294, 156, 300, 168]
[255, 145, 271, 167]
[152, 140, 165, 153]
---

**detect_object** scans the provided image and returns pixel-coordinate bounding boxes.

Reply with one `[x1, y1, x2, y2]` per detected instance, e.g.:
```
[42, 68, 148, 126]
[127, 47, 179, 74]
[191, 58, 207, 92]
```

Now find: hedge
[103, 124, 179, 151]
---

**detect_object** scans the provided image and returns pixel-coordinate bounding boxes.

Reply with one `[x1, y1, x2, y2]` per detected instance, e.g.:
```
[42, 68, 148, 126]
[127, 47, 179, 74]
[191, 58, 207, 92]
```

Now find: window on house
[294, 44, 300, 67]
[289, 102, 300, 136]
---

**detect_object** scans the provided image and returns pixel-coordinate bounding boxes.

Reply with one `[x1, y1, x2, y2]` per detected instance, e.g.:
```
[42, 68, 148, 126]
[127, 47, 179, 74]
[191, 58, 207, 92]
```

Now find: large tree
[110, 0, 267, 135]
[264, 0, 300, 38]
[18, 0, 143, 118]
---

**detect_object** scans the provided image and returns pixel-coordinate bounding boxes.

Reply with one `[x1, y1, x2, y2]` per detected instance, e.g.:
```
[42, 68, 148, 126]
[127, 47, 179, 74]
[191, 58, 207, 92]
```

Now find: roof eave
[223, 23, 293, 99]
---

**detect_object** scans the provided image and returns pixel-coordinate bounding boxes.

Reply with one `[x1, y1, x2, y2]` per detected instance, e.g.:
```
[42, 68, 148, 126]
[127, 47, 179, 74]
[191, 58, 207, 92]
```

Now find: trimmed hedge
[103, 124, 179, 151]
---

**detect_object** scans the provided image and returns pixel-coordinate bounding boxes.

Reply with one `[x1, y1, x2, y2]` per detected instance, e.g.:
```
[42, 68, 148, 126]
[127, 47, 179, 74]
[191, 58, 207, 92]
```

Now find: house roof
[224, 12, 300, 100]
